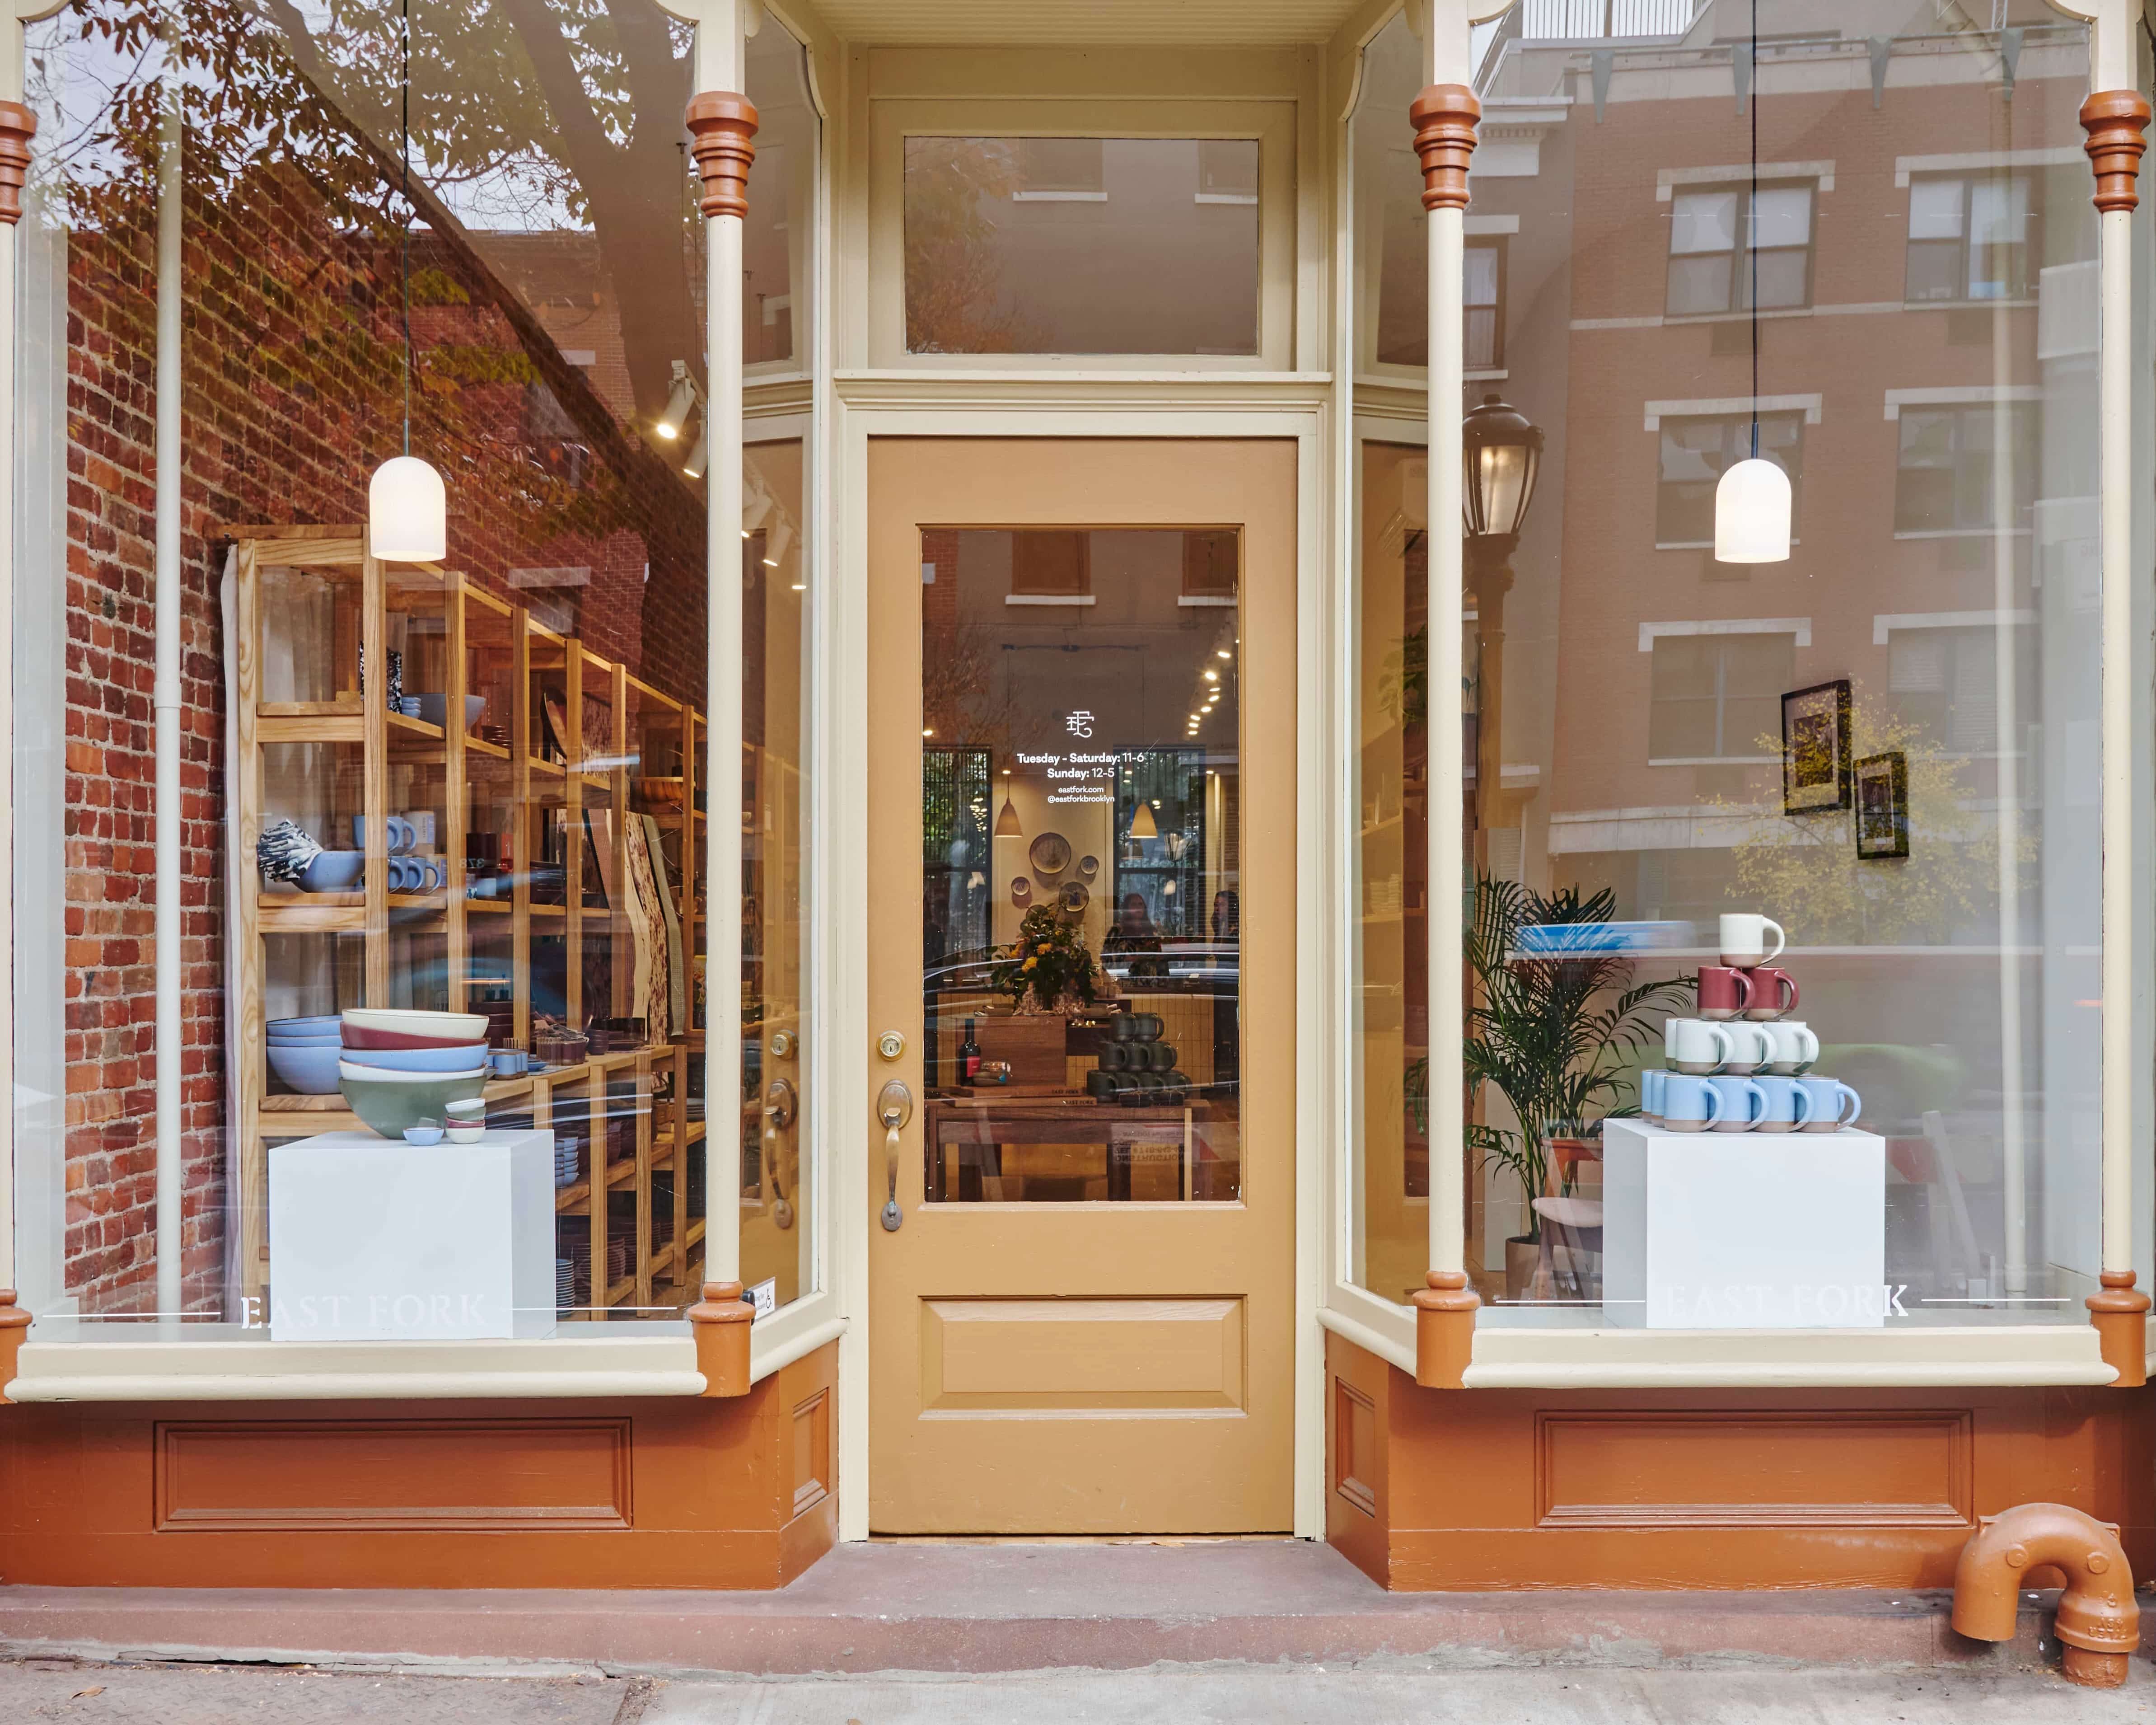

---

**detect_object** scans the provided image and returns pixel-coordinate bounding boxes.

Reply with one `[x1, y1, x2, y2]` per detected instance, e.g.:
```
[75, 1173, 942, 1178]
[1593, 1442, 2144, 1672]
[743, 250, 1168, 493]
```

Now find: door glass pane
[919, 529, 1242, 1203]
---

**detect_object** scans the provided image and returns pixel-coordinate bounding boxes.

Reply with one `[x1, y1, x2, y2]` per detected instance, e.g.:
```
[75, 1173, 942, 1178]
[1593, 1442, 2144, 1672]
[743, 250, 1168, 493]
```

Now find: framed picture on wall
[1781, 678, 1852, 816]
[1854, 751, 1910, 861]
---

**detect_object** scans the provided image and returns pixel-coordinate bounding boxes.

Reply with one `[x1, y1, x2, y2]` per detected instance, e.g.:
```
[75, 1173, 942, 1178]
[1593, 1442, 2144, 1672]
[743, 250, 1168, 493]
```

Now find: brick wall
[56, 78, 710, 1312]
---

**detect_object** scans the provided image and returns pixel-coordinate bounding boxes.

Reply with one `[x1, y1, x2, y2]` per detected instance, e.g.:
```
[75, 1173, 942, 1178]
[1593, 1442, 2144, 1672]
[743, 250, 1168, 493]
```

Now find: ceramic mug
[1719, 1019, 1775, 1075]
[1763, 1019, 1820, 1075]
[1660, 1073, 1725, 1134]
[387, 856, 414, 892]
[490, 1048, 527, 1077]
[1796, 1076, 1862, 1133]
[1753, 1075, 1816, 1134]
[1640, 1067, 1667, 1125]
[1696, 965, 1754, 1022]
[1742, 966, 1800, 1021]
[1706, 1074, 1768, 1132]
[1718, 912, 1786, 969]
[354, 814, 416, 855]
[1667, 1017, 1734, 1076]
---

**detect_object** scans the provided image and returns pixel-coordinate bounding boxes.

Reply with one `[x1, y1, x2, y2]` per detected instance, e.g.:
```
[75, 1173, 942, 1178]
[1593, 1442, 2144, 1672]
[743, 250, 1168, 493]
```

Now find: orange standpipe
[1952, 1504, 2139, 1688]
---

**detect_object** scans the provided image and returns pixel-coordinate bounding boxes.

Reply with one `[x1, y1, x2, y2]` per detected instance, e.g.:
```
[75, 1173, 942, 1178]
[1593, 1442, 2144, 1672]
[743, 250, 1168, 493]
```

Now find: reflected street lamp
[1460, 394, 1543, 862]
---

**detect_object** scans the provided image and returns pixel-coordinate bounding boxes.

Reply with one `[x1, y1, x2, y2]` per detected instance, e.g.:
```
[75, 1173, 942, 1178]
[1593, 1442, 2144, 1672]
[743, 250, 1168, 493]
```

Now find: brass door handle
[762, 1079, 798, 1229]
[877, 1079, 913, 1232]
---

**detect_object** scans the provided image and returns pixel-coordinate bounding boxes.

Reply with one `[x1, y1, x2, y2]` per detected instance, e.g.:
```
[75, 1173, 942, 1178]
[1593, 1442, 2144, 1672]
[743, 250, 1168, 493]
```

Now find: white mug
[1720, 1019, 1775, 1075]
[1763, 1019, 1819, 1075]
[1667, 1017, 1734, 1075]
[1719, 912, 1786, 969]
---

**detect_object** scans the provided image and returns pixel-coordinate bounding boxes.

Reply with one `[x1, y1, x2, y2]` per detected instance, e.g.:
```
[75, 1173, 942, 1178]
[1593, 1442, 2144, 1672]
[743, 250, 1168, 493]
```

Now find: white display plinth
[268, 1130, 557, 1341]
[1601, 1118, 1887, 1329]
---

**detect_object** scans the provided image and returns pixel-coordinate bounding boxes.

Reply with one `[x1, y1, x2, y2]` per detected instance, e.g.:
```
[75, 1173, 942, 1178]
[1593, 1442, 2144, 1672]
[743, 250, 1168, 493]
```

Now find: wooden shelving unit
[229, 525, 710, 1320]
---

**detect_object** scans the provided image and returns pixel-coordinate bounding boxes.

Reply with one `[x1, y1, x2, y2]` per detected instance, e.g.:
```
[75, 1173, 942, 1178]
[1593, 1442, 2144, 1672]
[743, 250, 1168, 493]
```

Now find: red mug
[1696, 966, 1753, 1022]
[1743, 966, 1800, 1021]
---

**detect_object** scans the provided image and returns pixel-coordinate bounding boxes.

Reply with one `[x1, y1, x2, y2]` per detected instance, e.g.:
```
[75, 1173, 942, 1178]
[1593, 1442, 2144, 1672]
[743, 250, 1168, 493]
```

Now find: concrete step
[0, 1541, 2066, 1678]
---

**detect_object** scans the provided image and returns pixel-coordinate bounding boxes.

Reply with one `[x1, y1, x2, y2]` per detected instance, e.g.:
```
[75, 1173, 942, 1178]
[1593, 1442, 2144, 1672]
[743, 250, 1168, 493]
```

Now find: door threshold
[865, 1533, 1297, 1547]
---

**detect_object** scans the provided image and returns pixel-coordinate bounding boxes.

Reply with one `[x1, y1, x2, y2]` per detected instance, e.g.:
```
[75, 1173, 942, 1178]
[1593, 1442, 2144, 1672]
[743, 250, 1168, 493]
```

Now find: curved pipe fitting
[1953, 1503, 2138, 1688]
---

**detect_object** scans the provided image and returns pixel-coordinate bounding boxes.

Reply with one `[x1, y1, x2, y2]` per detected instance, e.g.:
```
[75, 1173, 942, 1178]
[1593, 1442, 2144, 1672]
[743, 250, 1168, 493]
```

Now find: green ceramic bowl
[337, 1064, 488, 1139]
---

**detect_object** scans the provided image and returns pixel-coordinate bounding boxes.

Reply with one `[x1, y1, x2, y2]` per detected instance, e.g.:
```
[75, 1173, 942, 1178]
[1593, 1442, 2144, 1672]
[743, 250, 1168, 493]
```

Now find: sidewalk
[0, 1655, 2152, 1724]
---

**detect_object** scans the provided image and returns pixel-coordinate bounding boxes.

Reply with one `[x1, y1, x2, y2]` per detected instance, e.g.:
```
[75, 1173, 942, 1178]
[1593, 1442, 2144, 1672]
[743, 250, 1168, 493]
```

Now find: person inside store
[1104, 891, 1168, 979]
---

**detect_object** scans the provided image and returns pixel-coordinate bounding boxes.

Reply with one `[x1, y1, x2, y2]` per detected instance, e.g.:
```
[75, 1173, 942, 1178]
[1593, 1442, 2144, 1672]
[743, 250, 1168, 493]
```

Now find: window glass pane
[744, 27, 815, 366]
[902, 137, 1260, 356]
[1670, 188, 1738, 254]
[15, 0, 818, 1337]
[1354, 2, 2100, 1328]
[919, 531, 1243, 1205]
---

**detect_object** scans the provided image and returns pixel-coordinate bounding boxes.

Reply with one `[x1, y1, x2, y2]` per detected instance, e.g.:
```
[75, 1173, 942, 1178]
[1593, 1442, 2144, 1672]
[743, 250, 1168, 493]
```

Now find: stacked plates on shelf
[555, 1140, 581, 1188]
[556, 1257, 574, 1312]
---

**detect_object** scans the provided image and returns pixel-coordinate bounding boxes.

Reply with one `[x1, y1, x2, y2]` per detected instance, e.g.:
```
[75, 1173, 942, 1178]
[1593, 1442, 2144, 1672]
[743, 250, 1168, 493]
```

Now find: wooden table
[924, 1089, 1208, 1202]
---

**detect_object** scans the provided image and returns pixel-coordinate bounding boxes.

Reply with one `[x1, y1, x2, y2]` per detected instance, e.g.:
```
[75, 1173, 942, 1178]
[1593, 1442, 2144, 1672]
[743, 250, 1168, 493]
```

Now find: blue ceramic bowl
[266, 1043, 342, 1095]
[299, 851, 365, 892]
[268, 1015, 342, 1035]
[267, 1033, 341, 1047]
[403, 1123, 445, 1146]
[340, 1042, 491, 1073]
[416, 693, 486, 732]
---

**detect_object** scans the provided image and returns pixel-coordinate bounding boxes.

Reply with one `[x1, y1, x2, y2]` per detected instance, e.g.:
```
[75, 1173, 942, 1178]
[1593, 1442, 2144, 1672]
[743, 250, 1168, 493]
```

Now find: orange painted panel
[155, 1419, 632, 1533]
[1535, 1411, 1971, 1528]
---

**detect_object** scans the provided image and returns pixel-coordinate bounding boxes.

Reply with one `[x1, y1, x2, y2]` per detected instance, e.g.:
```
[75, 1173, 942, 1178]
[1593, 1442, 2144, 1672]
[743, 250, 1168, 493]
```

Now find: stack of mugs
[1640, 914, 1862, 1136]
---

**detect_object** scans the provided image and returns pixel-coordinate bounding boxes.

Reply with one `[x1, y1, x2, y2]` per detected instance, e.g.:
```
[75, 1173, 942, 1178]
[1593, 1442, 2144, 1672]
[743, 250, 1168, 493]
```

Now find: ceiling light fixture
[368, 0, 446, 563]
[995, 769, 1022, 838]
[682, 423, 707, 479]
[1129, 802, 1158, 841]
[655, 360, 698, 441]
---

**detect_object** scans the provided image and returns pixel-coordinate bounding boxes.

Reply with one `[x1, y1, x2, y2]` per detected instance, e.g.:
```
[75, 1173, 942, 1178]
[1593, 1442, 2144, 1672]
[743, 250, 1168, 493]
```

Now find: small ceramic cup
[446, 1124, 483, 1144]
[1667, 1017, 1734, 1076]
[1752, 1075, 1816, 1134]
[1706, 1074, 1768, 1132]
[403, 1119, 444, 1146]
[490, 1049, 525, 1077]
[1796, 1076, 1862, 1133]
[1719, 1019, 1775, 1076]
[1695, 965, 1754, 1022]
[1660, 1073, 1725, 1134]
[1763, 1019, 1820, 1075]
[1742, 966, 1801, 1021]
[1639, 1066, 1667, 1126]
[1718, 912, 1787, 970]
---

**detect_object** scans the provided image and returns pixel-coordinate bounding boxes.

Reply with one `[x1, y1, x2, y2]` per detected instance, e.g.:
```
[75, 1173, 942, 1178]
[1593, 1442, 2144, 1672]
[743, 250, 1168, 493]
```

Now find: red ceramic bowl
[341, 1024, 489, 1051]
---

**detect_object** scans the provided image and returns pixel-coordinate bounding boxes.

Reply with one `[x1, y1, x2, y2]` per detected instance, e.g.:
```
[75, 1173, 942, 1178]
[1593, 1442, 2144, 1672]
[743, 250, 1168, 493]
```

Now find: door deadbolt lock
[876, 1030, 906, 1062]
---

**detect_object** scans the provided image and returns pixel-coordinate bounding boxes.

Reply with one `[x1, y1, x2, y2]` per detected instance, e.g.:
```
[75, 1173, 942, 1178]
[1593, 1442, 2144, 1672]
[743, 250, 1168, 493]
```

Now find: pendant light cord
[1748, 0, 1758, 461]
[399, 0, 413, 459]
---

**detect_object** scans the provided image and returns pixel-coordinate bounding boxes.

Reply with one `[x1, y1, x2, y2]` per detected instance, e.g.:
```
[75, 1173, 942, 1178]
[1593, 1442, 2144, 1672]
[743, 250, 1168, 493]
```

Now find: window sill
[5, 1331, 707, 1403]
[1891, 528, 2033, 541]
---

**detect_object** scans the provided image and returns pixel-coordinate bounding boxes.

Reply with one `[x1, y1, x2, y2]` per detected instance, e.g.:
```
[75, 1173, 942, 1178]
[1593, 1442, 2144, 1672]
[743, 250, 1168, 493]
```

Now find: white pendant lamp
[369, 0, 446, 563]
[1714, 457, 1790, 562]
[1713, 0, 1789, 566]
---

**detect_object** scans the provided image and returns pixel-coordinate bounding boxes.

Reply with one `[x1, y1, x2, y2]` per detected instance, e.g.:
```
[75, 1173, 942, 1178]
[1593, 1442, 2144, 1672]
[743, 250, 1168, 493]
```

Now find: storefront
[0, 0, 2150, 1593]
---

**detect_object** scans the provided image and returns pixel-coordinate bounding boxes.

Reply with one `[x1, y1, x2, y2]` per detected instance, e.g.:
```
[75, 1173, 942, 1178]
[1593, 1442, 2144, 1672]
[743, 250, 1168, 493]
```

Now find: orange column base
[688, 1281, 755, 1397]
[0, 1291, 28, 1405]
[2088, 1271, 2149, 1388]
[1412, 1270, 1479, 1389]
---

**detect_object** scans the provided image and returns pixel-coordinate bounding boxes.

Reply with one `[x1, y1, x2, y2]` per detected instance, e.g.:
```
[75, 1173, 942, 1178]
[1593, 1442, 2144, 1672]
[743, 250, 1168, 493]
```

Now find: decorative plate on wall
[1076, 854, 1099, 879]
[1010, 877, 1033, 905]
[1059, 881, 1090, 914]
[1029, 832, 1072, 876]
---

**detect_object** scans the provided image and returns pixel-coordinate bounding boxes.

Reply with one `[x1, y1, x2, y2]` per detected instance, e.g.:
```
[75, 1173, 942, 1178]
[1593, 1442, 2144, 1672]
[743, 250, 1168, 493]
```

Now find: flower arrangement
[990, 905, 1104, 1014]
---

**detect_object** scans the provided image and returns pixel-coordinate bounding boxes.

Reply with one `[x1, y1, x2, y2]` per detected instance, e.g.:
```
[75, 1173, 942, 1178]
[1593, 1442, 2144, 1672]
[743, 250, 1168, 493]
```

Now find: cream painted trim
[750, 1311, 847, 1380]
[1463, 212, 1518, 235]
[864, 96, 1298, 370]
[746, 375, 814, 419]
[834, 370, 1330, 409]
[5, 1334, 705, 1402]
[1464, 1322, 2117, 1389]
[1637, 617, 1812, 651]
[1883, 384, 2042, 420]
[829, 402, 1327, 1545]
[1892, 146, 2080, 188]
[1872, 609, 2033, 644]
[1642, 394, 1821, 430]
[1318, 1285, 1415, 1375]
[1656, 160, 1835, 199]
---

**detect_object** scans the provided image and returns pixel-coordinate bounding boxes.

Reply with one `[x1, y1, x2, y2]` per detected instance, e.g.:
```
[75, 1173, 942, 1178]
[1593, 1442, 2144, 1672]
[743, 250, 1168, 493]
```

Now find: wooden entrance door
[865, 438, 1297, 1534]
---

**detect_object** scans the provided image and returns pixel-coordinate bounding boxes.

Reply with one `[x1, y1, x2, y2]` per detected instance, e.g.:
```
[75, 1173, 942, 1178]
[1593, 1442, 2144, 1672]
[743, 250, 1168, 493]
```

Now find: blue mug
[1707, 1074, 1768, 1133]
[1640, 1067, 1667, 1125]
[1660, 1072, 1725, 1134]
[1796, 1076, 1862, 1134]
[1753, 1075, 1815, 1134]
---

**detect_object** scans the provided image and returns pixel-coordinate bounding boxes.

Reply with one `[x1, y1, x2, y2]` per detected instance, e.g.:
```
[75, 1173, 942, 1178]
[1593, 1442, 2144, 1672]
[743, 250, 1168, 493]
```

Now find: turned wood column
[0, 97, 37, 1402]
[684, 88, 759, 1398]
[1409, 82, 1482, 1390]
[2080, 88, 2151, 1388]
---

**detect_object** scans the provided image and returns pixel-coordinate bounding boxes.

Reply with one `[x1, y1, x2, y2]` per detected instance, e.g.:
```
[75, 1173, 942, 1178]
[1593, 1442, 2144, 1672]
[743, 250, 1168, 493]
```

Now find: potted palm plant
[1463, 875, 1690, 1300]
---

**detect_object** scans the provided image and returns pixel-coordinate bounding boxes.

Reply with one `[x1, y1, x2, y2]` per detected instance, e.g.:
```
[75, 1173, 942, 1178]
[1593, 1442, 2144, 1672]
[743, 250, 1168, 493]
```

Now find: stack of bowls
[338, 1008, 490, 1138]
[267, 1016, 343, 1095]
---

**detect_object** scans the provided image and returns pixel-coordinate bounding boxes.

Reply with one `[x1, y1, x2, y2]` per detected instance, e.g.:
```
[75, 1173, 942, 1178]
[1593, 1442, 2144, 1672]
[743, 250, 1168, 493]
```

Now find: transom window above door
[902, 136, 1262, 356]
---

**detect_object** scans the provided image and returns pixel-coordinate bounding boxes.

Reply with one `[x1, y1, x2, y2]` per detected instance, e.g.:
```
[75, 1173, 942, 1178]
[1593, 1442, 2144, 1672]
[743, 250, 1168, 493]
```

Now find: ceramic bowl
[269, 1015, 342, 1036]
[444, 1097, 486, 1119]
[403, 1123, 444, 1146]
[340, 1042, 491, 1073]
[266, 1043, 342, 1095]
[337, 1064, 488, 1139]
[267, 1033, 342, 1048]
[341, 1008, 491, 1050]
[298, 851, 365, 892]
[416, 693, 487, 732]
[445, 1125, 484, 1144]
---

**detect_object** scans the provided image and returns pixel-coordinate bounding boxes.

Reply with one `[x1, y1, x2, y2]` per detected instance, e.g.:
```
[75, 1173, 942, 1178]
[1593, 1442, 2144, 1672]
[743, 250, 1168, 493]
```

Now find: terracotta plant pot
[1505, 1235, 1540, 1302]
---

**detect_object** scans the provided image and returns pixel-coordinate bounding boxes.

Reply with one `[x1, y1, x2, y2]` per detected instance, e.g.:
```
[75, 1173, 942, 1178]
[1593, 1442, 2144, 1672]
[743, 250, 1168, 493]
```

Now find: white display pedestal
[1601, 1119, 1887, 1329]
[268, 1130, 557, 1341]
